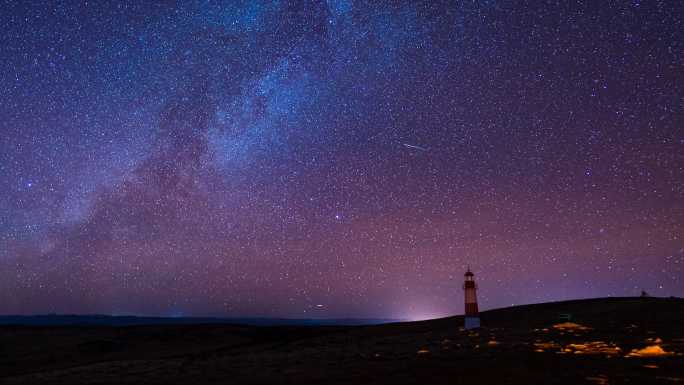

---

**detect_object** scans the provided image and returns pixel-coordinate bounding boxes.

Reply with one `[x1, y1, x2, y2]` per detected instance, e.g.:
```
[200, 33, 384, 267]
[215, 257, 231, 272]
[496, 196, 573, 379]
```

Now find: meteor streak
[403, 143, 428, 151]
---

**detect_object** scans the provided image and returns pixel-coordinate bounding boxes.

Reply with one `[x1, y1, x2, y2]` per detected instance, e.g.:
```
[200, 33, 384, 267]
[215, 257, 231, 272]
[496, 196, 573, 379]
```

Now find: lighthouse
[463, 267, 480, 330]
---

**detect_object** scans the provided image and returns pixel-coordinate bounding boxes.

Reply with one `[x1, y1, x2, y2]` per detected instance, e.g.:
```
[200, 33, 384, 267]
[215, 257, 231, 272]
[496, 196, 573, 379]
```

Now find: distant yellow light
[534, 341, 620, 356]
[626, 345, 673, 357]
[585, 376, 609, 385]
[552, 322, 592, 331]
[534, 341, 560, 351]
[566, 342, 621, 355]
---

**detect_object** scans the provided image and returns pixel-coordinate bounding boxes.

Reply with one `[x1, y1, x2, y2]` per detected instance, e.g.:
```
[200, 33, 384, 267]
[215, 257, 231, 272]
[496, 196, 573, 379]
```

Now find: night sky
[1, 1, 682, 320]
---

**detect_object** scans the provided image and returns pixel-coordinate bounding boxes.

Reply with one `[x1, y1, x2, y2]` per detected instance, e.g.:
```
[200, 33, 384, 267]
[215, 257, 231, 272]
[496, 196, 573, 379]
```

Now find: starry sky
[1, 1, 682, 320]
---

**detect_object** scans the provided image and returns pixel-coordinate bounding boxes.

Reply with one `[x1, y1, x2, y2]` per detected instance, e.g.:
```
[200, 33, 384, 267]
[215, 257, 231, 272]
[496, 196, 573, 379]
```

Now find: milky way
[1, 1, 682, 319]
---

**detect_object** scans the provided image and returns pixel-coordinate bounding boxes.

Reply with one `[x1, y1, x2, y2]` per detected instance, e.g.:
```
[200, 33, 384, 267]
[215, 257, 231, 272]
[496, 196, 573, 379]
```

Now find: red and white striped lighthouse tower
[463, 267, 480, 330]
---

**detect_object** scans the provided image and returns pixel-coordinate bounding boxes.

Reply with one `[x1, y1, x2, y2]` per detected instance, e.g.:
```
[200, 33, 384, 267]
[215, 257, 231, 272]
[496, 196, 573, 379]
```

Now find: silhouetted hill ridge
[1, 297, 682, 384]
[3, 296, 679, 328]
[0, 314, 400, 326]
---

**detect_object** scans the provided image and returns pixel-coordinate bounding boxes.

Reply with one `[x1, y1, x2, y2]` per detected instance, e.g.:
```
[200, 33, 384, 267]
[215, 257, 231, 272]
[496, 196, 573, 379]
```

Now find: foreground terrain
[1, 297, 683, 384]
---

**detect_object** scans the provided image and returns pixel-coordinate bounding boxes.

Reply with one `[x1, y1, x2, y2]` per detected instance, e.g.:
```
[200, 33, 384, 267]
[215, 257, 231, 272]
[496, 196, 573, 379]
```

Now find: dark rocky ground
[1, 297, 682, 384]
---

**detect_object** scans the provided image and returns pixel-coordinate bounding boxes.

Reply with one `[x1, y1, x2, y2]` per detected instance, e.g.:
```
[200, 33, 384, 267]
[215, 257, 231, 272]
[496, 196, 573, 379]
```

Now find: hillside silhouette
[1, 297, 682, 384]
